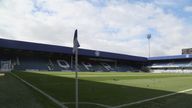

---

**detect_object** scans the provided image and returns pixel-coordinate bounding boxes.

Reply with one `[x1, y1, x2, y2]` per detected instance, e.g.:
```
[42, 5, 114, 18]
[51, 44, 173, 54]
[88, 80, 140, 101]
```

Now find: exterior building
[182, 48, 192, 54]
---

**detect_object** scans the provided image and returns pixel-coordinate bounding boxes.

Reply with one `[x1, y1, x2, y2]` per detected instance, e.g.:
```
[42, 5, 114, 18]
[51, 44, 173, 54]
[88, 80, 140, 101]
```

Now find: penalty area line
[112, 88, 192, 108]
[11, 72, 68, 108]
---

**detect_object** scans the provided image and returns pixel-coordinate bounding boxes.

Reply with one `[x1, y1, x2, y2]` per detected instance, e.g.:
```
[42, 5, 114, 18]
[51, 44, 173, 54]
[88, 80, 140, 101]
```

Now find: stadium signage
[95, 51, 100, 57]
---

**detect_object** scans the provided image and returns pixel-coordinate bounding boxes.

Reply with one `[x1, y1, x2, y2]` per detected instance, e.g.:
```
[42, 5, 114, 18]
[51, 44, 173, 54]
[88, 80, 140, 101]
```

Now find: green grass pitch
[2, 72, 192, 108]
[0, 72, 58, 108]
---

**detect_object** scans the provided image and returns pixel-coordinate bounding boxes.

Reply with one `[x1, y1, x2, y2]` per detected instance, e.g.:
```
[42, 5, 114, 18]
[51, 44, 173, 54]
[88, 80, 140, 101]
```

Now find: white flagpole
[75, 38, 79, 108]
[73, 29, 79, 108]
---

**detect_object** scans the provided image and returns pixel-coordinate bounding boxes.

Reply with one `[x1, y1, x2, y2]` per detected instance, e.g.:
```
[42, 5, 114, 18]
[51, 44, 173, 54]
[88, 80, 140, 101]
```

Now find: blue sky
[0, 0, 192, 56]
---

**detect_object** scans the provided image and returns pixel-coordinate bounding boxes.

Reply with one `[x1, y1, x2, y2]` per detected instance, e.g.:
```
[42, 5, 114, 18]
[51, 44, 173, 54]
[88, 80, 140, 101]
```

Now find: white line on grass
[0, 73, 5, 76]
[11, 72, 68, 108]
[112, 88, 192, 108]
[62, 101, 112, 108]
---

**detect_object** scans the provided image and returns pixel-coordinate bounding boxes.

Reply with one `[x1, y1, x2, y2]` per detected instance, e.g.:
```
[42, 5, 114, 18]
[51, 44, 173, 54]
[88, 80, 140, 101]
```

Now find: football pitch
[4, 72, 192, 108]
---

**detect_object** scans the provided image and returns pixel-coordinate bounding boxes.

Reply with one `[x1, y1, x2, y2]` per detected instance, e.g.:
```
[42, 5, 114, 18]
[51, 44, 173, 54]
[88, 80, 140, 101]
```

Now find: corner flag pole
[75, 47, 79, 108]
[73, 29, 80, 108]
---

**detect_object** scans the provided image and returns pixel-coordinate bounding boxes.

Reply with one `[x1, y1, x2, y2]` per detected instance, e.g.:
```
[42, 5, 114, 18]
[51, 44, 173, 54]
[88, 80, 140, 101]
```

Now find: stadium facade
[0, 38, 192, 73]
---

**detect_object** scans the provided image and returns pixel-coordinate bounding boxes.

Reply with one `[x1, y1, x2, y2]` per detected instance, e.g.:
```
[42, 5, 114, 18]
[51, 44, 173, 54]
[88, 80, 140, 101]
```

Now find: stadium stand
[148, 55, 192, 73]
[2, 38, 192, 73]
[14, 57, 49, 71]
[0, 38, 146, 72]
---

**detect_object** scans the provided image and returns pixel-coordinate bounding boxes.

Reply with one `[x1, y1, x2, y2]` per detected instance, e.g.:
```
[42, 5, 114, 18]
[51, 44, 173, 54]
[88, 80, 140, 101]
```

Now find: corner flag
[73, 29, 80, 108]
[147, 34, 151, 39]
[73, 29, 80, 53]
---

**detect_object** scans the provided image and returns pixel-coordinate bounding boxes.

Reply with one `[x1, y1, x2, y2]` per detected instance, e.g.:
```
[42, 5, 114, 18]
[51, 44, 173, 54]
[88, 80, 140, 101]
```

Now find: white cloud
[154, 0, 180, 6]
[0, 0, 191, 57]
[184, 6, 192, 12]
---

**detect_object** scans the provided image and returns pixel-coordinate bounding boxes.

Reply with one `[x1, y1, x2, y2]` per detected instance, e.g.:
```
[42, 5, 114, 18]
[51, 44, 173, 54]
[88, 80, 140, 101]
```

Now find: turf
[0, 72, 59, 108]
[14, 72, 192, 108]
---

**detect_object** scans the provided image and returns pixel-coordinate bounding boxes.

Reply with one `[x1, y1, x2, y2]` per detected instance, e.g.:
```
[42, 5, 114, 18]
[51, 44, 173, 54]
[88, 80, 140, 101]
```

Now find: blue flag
[73, 29, 80, 53]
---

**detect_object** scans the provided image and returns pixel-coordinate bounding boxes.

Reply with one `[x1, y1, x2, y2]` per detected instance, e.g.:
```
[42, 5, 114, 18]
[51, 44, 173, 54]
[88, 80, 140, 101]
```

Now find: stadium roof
[0, 38, 147, 62]
[148, 54, 192, 61]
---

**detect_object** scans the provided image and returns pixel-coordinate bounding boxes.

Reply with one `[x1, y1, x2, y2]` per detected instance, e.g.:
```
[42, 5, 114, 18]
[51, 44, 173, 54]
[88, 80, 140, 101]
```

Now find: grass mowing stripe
[11, 72, 68, 108]
[112, 88, 192, 108]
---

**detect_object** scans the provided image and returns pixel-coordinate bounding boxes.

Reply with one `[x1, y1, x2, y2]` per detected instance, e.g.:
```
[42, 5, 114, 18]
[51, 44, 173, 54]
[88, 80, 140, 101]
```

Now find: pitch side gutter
[112, 88, 192, 108]
[11, 72, 68, 108]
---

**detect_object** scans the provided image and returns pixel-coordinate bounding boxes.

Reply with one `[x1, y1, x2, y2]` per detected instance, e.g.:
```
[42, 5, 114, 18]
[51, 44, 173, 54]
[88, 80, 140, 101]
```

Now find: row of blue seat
[11, 57, 136, 72]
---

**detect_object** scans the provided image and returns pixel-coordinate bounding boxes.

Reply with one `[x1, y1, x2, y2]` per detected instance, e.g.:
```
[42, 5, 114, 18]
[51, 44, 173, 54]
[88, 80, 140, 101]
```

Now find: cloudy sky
[0, 0, 192, 57]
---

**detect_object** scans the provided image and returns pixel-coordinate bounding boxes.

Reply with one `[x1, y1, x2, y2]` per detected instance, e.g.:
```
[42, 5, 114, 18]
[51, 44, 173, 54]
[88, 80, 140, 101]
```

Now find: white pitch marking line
[62, 101, 112, 108]
[11, 72, 68, 108]
[112, 88, 192, 108]
[0, 73, 5, 76]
